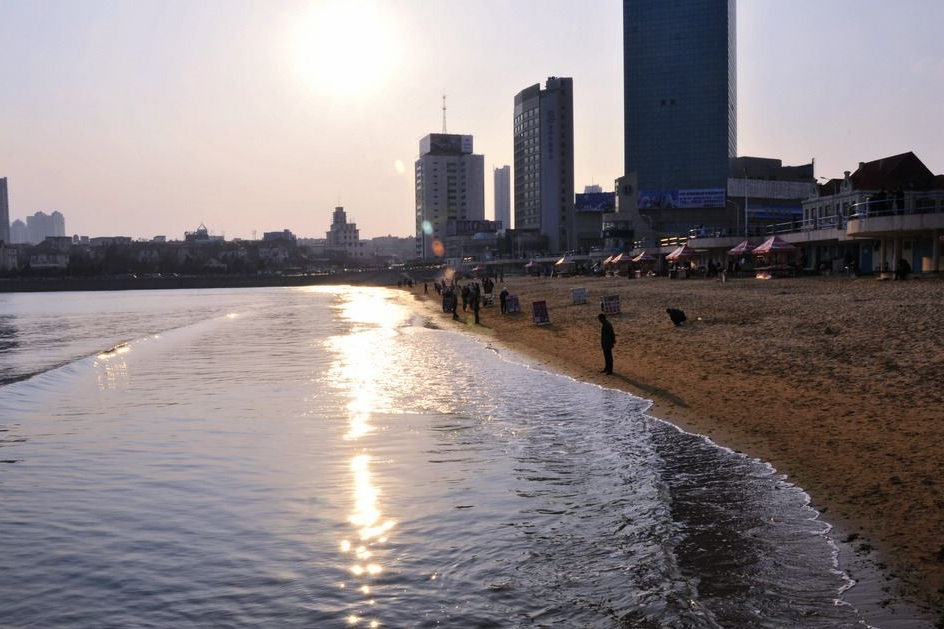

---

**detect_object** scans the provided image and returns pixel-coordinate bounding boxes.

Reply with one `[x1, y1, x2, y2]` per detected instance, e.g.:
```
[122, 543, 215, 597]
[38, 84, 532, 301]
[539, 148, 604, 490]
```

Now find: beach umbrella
[631, 251, 657, 263]
[601, 255, 615, 266]
[752, 236, 797, 255]
[727, 240, 756, 256]
[665, 244, 699, 261]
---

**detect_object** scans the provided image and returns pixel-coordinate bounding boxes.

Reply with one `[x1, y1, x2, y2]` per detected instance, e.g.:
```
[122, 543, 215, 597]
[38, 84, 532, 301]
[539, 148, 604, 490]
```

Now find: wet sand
[410, 273, 944, 622]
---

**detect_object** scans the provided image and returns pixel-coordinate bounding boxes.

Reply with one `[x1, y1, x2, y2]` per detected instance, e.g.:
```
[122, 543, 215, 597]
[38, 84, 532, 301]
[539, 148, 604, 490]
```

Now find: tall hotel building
[414, 133, 484, 260]
[513, 77, 575, 253]
[623, 0, 736, 227]
[0, 177, 10, 244]
[493, 165, 511, 229]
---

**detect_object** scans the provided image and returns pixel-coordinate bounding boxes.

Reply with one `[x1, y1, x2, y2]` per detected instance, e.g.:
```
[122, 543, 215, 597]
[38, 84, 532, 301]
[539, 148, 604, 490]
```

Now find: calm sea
[0, 286, 875, 627]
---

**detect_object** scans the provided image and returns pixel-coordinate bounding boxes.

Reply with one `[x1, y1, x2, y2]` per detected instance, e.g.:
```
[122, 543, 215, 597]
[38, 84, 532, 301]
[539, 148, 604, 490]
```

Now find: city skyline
[2, 0, 943, 241]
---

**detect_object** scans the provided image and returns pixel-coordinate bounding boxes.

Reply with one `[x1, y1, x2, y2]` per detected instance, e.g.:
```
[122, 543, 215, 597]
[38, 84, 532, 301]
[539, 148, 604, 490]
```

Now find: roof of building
[849, 151, 939, 191]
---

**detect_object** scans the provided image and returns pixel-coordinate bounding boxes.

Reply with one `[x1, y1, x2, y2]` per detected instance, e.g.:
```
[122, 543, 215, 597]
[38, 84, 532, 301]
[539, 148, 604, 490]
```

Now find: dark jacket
[600, 317, 616, 349]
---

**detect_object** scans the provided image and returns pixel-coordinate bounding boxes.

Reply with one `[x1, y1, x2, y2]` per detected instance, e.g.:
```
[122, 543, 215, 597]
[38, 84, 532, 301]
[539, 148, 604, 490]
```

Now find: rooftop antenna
[442, 92, 447, 133]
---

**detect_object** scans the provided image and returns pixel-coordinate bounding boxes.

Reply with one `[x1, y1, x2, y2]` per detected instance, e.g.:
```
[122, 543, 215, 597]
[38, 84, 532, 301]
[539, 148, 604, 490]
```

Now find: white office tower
[414, 134, 485, 260]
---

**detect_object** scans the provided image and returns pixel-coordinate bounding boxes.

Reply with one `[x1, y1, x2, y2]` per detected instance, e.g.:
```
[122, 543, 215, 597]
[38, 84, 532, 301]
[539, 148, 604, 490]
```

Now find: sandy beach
[410, 272, 944, 620]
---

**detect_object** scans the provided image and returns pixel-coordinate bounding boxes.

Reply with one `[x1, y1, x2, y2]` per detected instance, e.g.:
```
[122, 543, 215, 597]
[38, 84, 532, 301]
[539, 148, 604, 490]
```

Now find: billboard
[575, 192, 616, 212]
[638, 188, 726, 209]
[446, 219, 502, 236]
[419, 133, 473, 156]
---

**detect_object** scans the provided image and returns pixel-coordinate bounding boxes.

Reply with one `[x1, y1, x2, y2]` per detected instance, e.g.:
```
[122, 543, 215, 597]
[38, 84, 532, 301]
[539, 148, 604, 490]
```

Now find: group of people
[438, 280, 488, 324]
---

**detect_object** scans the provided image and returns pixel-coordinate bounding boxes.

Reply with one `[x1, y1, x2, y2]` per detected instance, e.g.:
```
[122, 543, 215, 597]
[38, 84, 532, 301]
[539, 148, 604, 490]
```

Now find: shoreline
[406, 274, 943, 626]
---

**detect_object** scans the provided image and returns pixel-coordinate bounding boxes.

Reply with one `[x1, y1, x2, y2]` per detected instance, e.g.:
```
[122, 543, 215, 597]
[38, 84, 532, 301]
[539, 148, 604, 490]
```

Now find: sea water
[0, 286, 873, 627]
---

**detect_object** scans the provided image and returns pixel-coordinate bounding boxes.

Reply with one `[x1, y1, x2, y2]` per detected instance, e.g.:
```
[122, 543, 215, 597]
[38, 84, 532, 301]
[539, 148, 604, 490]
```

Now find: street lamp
[725, 199, 739, 236]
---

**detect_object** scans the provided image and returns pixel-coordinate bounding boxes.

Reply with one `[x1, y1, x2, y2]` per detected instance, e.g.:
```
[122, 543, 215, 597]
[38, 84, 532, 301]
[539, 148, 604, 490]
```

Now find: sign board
[600, 294, 621, 315]
[639, 188, 726, 210]
[575, 192, 616, 212]
[506, 295, 521, 314]
[531, 300, 551, 325]
[571, 287, 588, 305]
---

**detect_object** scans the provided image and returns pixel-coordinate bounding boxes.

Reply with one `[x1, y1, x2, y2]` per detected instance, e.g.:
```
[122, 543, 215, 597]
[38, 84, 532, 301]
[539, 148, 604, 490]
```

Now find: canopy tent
[631, 251, 657, 263]
[665, 244, 699, 261]
[727, 240, 756, 256]
[752, 236, 797, 255]
[605, 252, 633, 265]
[752, 236, 798, 278]
[601, 255, 614, 266]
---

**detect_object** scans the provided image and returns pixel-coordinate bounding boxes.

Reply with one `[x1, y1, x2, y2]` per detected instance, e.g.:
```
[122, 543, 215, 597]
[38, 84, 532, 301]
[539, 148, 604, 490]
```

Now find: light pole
[743, 169, 749, 237]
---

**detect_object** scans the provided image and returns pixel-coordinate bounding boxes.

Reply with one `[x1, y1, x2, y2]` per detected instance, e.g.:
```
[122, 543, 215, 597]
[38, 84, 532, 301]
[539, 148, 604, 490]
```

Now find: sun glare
[289, 1, 400, 94]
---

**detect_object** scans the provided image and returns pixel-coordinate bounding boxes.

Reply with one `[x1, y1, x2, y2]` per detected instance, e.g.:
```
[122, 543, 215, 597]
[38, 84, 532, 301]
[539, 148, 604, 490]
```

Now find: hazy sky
[2, 1, 942, 240]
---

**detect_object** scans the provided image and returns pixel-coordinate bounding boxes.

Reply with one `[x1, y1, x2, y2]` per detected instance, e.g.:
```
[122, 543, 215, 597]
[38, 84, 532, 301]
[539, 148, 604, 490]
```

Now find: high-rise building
[414, 133, 485, 260]
[25, 210, 66, 244]
[10, 219, 28, 244]
[623, 0, 736, 226]
[0, 177, 9, 244]
[513, 77, 575, 253]
[493, 165, 511, 230]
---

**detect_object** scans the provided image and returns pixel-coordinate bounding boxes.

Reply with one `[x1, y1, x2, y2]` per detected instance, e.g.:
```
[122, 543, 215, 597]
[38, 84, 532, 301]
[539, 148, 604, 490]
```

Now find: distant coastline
[0, 269, 414, 293]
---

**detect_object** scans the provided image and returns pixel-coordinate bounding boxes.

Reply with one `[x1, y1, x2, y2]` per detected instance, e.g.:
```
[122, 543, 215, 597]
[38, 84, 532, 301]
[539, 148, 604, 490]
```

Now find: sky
[2, 0, 943, 241]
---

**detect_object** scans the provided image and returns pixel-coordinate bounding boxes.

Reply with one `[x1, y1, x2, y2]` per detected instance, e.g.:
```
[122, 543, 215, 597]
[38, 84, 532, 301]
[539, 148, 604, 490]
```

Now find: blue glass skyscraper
[623, 0, 736, 194]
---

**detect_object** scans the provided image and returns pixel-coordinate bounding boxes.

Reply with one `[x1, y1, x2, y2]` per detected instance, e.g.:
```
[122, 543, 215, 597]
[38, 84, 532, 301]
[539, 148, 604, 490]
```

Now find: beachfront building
[414, 133, 485, 260]
[623, 0, 736, 234]
[675, 151, 944, 276]
[326, 206, 366, 259]
[513, 77, 575, 254]
[801, 152, 944, 274]
[493, 165, 511, 230]
[0, 177, 9, 244]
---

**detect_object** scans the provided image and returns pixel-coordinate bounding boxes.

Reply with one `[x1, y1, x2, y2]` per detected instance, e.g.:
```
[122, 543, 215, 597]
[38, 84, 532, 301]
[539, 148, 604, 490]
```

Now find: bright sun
[288, 0, 399, 94]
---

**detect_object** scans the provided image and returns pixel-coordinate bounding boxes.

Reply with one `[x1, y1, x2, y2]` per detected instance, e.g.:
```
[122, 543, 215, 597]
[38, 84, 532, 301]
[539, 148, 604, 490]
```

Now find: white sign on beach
[572, 287, 588, 305]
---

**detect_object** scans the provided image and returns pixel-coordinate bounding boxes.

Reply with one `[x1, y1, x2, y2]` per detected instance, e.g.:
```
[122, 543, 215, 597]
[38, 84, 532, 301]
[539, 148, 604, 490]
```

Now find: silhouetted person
[472, 284, 481, 324]
[598, 313, 615, 374]
[896, 259, 911, 280]
[667, 308, 687, 326]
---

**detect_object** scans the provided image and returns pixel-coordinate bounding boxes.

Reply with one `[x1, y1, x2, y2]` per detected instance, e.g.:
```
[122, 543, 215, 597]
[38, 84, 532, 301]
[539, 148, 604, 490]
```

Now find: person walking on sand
[598, 313, 616, 374]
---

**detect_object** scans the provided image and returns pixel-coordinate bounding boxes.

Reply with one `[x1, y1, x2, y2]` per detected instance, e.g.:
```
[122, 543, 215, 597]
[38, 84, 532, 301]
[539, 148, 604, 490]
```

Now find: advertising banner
[571, 288, 588, 305]
[601, 294, 621, 315]
[639, 188, 725, 209]
[531, 300, 551, 325]
[575, 192, 616, 212]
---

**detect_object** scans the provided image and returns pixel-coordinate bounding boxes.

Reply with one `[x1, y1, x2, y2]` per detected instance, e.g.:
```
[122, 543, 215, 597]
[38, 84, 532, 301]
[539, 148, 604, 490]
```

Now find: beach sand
[410, 273, 944, 621]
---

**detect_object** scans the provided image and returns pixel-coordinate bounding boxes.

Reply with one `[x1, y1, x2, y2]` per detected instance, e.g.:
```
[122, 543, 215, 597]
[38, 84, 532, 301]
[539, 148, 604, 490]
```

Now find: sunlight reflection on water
[0, 286, 876, 629]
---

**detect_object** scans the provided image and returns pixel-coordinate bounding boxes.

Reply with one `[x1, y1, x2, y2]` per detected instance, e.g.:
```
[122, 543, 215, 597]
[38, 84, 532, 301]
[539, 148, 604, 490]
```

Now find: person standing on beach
[598, 313, 616, 374]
